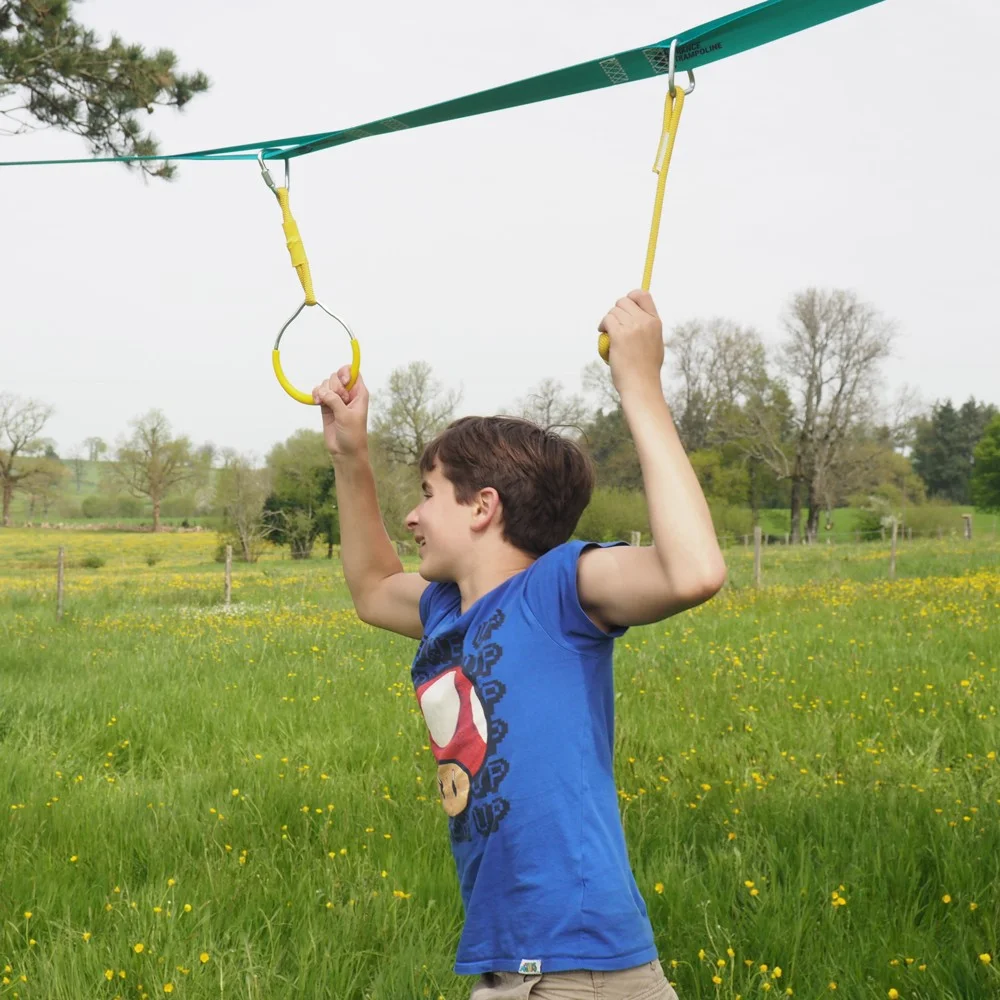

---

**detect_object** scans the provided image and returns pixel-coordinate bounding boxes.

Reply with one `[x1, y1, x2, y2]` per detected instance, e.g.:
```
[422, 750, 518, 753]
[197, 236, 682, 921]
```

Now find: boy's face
[406, 462, 473, 581]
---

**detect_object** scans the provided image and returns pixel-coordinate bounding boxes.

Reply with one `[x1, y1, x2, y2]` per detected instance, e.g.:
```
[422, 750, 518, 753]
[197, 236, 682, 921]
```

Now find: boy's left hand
[598, 290, 664, 392]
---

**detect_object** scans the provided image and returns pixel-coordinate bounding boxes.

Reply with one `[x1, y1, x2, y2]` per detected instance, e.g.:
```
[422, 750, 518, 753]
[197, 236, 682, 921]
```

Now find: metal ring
[272, 300, 361, 405]
[667, 38, 696, 97]
[273, 300, 356, 350]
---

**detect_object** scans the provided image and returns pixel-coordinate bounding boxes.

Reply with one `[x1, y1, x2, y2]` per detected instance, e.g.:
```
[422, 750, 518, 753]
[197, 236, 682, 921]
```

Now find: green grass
[1, 529, 998, 999]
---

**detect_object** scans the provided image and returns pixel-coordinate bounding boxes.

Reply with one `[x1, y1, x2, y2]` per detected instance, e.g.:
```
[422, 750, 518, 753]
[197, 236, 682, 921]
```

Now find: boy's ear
[470, 487, 502, 533]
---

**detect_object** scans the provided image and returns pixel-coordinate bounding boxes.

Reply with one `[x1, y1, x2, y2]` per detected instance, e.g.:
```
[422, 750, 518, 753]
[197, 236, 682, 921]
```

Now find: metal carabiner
[257, 151, 290, 196]
[667, 38, 696, 98]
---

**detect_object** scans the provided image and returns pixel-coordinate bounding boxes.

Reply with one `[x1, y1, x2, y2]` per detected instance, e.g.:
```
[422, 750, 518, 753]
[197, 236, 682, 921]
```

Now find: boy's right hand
[312, 367, 369, 461]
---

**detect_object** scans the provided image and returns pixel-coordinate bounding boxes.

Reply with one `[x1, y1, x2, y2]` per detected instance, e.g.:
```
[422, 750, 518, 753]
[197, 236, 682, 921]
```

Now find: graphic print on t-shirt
[416, 666, 488, 816]
[413, 608, 511, 841]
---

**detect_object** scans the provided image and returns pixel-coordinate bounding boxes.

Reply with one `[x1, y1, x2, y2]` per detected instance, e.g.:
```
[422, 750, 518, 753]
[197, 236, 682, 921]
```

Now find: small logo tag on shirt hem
[518, 960, 542, 975]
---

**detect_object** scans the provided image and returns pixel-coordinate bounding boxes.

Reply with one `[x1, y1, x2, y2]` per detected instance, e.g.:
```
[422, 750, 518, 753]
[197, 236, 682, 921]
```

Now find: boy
[312, 289, 726, 1000]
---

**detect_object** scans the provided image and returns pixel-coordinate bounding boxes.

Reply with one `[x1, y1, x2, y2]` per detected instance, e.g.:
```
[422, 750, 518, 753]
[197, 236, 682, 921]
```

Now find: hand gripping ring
[272, 300, 361, 405]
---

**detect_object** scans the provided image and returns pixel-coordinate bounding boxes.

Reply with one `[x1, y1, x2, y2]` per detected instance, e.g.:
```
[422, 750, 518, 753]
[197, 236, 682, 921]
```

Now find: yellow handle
[276, 187, 316, 305]
[272, 338, 361, 406]
[599, 85, 685, 365]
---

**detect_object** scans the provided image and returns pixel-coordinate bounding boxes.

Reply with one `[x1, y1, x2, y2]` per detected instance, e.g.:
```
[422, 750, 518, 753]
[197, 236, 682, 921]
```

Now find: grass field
[1, 529, 998, 1000]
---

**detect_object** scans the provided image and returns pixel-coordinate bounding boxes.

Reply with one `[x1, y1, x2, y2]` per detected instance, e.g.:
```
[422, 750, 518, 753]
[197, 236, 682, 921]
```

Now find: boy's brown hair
[419, 416, 595, 557]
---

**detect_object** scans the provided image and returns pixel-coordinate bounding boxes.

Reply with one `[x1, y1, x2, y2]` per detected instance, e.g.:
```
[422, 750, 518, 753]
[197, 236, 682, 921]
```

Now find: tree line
[4, 17, 999, 551]
[3, 288, 1000, 557]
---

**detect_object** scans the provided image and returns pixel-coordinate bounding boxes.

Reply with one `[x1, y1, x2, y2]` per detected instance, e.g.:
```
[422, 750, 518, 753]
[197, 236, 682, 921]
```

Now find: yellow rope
[276, 186, 316, 305]
[599, 85, 685, 364]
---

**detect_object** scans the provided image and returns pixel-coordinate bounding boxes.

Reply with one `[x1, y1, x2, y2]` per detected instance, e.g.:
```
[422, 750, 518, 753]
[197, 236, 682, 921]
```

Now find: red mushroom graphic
[416, 666, 488, 816]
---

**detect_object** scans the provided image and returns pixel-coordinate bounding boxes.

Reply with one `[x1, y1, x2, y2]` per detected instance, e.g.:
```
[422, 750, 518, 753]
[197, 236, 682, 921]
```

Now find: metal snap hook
[667, 38, 696, 98]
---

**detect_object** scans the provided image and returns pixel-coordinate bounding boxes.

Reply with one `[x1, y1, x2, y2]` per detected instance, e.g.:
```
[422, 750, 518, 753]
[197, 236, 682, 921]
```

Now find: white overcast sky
[1, 0, 997, 457]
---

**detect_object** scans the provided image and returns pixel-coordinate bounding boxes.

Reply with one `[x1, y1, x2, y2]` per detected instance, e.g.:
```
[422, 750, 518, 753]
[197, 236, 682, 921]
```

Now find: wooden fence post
[889, 519, 897, 580]
[962, 514, 972, 541]
[753, 526, 762, 588]
[224, 544, 232, 608]
[57, 546, 65, 620]
[629, 530, 641, 547]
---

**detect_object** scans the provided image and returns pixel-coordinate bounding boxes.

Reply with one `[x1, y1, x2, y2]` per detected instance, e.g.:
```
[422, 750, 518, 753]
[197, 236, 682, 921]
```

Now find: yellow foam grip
[277, 187, 316, 305]
[599, 85, 685, 365]
[273, 338, 361, 406]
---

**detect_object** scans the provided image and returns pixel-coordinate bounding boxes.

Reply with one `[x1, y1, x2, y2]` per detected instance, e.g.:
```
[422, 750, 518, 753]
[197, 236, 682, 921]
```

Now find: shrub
[215, 533, 241, 563]
[81, 495, 115, 519]
[851, 505, 884, 540]
[903, 502, 960, 537]
[81, 554, 105, 569]
[162, 494, 197, 519]
[57, 497, 83, 519]
[708, 503, 754, 545]
[851, 487, 903, 541]
[116, 496, 143, 518]
[573, 488, 649, 543]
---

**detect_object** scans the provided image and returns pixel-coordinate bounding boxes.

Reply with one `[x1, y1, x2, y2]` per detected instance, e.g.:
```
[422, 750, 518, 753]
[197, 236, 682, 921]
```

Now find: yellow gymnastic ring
[597, 331, 611, 363]
[272, 300, 361, 405]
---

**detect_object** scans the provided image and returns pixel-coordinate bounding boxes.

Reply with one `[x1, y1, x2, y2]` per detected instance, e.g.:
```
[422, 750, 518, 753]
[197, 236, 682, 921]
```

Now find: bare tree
[665, 319, 767, 451]
[371, 362, 461, 466]
[66, 444, 88, 494]
[215, 454, 274, 562]
[505, 378, 587, 434]
[112, 410, 194, 531]
[0, 393, 55, 526]
[885, 383, 923, 454]
[779, 289, 894, 541]
[729, 291, 894, 541]
[22, 458, 68, 519]
[581, 361, 621, 414]
[195, 442, 218, 468]
[83, 436, 108, 463]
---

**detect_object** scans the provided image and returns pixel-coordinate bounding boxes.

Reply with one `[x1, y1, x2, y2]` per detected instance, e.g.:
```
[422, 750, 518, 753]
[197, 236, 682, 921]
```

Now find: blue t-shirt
[413, 540, 657, 976]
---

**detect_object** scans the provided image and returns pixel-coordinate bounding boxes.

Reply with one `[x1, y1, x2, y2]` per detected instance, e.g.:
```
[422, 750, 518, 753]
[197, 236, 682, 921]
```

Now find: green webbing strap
[0, 0, 885, 169]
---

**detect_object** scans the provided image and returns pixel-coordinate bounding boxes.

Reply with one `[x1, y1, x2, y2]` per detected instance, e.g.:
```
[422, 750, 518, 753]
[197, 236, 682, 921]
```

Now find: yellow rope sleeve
[276, 187, 317, 305]
[599, 85, 685, 365]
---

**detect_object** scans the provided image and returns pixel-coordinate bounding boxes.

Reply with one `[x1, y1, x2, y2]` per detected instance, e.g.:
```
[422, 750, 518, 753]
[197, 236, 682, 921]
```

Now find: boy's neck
[456, 545, 535, 614]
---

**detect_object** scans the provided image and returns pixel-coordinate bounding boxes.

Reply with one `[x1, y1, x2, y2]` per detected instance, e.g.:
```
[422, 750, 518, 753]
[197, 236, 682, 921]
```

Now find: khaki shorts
[469, 959, 679, 1000]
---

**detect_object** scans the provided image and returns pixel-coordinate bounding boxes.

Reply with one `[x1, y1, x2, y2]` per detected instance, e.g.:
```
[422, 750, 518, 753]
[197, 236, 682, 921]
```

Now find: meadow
[0, 528, 998, 1000]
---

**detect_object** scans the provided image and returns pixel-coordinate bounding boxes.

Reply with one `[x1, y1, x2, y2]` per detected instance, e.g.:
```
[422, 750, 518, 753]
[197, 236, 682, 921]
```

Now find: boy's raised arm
[313, 368, 428, 640]
[578, 290, 728, 631]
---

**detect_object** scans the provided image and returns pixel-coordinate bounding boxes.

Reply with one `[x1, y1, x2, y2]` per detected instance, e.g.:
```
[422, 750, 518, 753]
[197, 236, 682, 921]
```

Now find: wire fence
[28, 518, 1000, 621]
